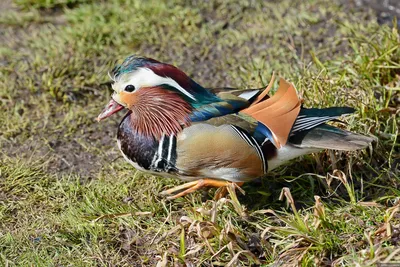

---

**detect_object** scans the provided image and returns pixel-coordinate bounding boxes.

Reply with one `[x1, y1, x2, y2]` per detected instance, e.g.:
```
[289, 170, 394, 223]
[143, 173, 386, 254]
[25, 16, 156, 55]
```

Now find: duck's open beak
[97, 99, 125, 121]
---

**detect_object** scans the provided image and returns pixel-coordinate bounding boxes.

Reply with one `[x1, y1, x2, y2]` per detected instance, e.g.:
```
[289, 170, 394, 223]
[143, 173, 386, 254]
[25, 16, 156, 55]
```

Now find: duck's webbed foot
[160, 179, 244, 200]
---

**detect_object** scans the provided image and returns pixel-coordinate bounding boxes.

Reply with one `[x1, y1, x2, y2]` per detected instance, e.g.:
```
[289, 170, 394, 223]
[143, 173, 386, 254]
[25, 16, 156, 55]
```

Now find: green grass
[1, 0, 399, 265]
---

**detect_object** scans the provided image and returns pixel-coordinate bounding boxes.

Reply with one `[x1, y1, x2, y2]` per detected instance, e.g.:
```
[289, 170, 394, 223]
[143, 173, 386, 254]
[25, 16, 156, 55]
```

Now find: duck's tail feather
[289, 124, 376, 151]
[291, 107, 355, 133]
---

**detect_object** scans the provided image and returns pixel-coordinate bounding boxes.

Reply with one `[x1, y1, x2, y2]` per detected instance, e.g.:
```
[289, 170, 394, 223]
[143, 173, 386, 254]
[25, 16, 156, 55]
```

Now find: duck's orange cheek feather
[120, 91, 139, 108]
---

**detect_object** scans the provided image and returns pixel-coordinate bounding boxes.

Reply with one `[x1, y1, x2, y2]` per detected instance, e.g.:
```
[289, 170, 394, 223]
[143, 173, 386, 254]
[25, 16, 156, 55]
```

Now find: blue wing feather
[189, 99, 250, 122]
[254, 122, 276, 146]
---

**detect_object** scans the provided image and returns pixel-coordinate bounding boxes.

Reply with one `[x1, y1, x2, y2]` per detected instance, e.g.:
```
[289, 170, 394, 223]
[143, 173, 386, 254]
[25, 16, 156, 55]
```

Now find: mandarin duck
[97, 56, 374, 199]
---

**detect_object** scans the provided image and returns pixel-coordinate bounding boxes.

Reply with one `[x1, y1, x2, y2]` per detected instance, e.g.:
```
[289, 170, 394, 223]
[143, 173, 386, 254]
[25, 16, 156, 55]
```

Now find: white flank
[267, 144, 321, 171]
[201, 167, 241, 180]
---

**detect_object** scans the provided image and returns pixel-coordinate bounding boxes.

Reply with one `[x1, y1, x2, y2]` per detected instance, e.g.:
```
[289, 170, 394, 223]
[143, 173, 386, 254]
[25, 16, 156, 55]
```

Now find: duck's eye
[124, 85, 135, 92]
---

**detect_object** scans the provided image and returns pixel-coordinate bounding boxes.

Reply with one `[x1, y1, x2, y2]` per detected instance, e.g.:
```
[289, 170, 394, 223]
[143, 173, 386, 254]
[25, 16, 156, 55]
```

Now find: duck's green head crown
[110, 55, 160, 80]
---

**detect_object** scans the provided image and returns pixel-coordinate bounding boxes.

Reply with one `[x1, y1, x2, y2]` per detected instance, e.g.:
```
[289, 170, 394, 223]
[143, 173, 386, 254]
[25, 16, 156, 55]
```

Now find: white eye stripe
[115, 67, 196, 101]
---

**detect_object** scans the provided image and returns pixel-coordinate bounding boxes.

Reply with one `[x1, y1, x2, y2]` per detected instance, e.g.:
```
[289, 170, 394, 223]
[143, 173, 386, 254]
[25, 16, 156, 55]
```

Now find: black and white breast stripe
[150, 134, 178, 172]
[230, 125, 267, 174]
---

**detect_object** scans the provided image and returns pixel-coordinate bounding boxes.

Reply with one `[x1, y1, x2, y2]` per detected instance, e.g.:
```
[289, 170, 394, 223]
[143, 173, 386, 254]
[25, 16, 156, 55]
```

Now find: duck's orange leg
[160, 179, 244, 200]
[214, 182, 244, 200]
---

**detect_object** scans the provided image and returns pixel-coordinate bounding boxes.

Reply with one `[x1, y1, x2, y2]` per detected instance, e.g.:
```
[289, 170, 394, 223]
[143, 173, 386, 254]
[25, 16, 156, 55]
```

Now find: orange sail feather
[241, 77, 301, 148]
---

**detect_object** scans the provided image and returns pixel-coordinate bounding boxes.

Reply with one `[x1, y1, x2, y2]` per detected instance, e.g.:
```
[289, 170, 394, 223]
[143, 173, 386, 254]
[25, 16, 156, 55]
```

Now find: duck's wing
[175, 123, 266, 182]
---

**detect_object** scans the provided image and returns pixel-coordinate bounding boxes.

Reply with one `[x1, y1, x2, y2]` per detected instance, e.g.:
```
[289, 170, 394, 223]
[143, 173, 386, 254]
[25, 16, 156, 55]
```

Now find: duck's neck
[128, 87, 192, 140]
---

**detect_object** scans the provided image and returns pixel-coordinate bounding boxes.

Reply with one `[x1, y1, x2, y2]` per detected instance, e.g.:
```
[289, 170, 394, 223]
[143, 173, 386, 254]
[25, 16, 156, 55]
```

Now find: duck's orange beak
[97, 99, 125, 121]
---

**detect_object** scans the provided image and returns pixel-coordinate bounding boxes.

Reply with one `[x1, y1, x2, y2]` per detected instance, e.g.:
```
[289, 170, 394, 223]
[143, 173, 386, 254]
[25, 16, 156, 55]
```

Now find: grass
[1, 0, 399, 265]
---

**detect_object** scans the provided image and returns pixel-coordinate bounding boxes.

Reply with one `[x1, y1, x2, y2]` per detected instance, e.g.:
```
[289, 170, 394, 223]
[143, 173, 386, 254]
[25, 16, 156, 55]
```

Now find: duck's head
[97, 55, 218, 137]
[98, 56, 192, 120]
